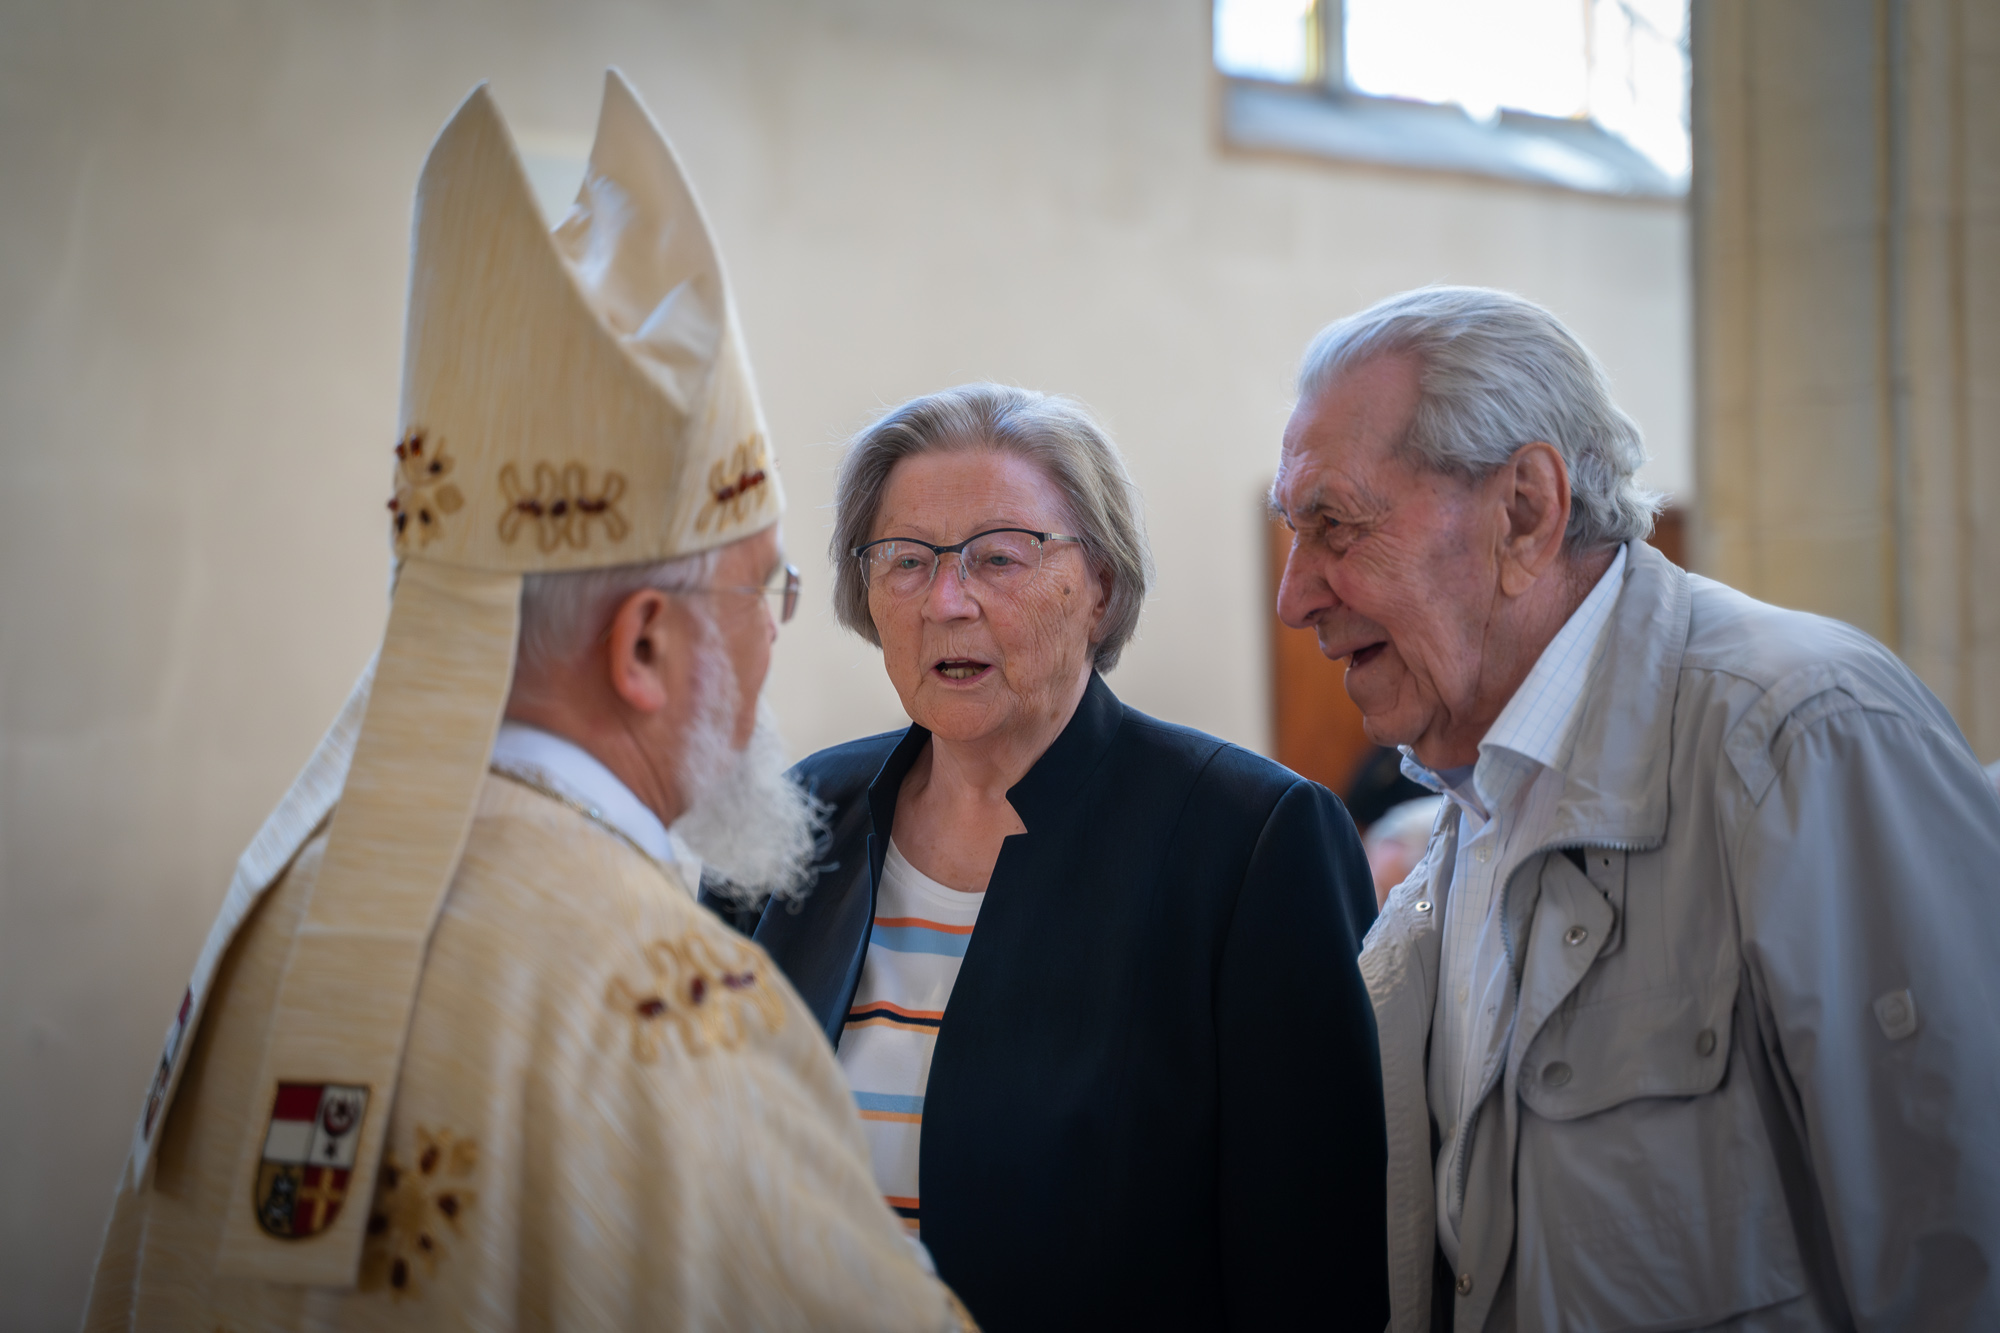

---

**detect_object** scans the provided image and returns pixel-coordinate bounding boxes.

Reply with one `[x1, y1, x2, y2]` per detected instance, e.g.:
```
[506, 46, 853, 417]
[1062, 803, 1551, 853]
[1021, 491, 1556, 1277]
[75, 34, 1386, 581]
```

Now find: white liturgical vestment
[85, 770, 970, 1331]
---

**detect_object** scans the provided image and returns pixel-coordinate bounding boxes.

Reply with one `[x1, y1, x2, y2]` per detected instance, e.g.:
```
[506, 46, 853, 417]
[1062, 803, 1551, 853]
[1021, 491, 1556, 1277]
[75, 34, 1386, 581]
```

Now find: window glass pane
[1344, 0, 1688, 179]
[1587, 0, 1691, 178]
[1345, 0, 1587, 120]
[1214, 0, 1320, 83]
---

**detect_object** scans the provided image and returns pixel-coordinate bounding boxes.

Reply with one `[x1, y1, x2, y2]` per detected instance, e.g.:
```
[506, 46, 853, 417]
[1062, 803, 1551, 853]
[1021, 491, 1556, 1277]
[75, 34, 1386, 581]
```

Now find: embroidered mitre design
[391, 70, 781, 574]
[388, 430, 465, 551]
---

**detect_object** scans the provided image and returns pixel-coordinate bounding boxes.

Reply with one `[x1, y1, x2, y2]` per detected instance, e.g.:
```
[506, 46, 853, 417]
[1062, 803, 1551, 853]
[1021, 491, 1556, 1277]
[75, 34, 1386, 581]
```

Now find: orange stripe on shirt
[859, 1108, 924, 1124]
[848, 1000, 944, 1021]
[872, 915, 977, 935]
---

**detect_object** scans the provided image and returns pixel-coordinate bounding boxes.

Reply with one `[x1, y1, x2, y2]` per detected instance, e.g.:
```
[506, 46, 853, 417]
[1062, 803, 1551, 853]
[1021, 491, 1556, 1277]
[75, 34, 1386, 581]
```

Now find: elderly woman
[735, 385, 1386, 1331]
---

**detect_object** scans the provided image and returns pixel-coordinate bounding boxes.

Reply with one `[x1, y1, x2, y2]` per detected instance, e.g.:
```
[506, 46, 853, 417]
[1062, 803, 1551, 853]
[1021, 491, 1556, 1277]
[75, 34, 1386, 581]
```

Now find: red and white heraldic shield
[253, 1082, 369, 1240]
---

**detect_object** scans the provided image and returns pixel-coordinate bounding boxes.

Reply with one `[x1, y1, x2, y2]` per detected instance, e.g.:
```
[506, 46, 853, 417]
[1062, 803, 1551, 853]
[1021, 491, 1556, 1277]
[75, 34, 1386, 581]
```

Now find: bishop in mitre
[84, 71, 972, 1332]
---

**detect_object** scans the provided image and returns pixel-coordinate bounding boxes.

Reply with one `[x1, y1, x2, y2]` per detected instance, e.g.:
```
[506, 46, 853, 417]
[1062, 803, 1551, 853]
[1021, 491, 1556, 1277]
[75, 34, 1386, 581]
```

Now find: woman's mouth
[933, 659, 993, 682]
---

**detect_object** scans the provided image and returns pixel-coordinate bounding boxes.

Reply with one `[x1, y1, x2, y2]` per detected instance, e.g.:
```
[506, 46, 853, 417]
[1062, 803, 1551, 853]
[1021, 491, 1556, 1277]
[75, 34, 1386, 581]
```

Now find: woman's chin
[909, 690, 1011, 744]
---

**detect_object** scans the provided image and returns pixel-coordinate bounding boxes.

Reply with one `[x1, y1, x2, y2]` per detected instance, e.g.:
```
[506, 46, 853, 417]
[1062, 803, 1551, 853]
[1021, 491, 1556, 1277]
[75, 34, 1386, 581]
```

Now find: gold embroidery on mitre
[605, 931, 784, 1062]
[497, 462, 630, 552]
[360, 1126, 479, 1299]
[388, 429, 465, 551]
[695, 435, 773, 535]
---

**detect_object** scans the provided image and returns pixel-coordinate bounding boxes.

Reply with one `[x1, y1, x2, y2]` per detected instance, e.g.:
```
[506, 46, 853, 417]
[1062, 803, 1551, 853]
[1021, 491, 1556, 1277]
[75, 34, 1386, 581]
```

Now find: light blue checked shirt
[1402, 543, 1628, 1270]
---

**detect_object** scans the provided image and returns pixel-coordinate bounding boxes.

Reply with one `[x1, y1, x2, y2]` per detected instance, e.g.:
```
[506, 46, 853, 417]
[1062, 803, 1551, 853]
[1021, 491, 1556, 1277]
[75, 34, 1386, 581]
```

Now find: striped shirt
[837, 840, 984, 1236]
[1403, 542, 1628, 1270]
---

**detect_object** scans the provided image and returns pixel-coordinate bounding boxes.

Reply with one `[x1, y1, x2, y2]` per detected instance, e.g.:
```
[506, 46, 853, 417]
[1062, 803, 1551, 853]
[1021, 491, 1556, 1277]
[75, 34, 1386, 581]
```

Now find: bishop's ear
[603, 587, 694, 716]
[1496, 441, 1571, 597]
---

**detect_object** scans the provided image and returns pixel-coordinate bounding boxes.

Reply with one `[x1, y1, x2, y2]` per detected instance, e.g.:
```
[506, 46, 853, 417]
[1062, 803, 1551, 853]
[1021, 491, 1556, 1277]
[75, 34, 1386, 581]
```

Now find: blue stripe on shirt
[853, 1090, 926, 1115]
[867, 923, 972, 957]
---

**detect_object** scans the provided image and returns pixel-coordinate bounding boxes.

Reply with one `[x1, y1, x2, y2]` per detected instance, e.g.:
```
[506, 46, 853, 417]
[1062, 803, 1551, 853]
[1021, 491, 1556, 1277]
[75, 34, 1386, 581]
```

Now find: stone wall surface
[1695, 0, 1999, 755]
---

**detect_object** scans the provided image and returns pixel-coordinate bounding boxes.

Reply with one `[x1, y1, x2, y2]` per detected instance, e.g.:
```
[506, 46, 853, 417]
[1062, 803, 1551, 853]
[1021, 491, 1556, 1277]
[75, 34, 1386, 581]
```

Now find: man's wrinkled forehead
[1273, 352, 1424, 518]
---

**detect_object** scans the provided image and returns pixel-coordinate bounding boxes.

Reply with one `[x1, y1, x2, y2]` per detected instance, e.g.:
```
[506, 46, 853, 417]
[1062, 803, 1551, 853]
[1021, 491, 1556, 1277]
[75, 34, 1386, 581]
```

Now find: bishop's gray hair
[830, 383, 1154, 672]
[515, 550, 719, 682]
[1296, 286, 1664, 550]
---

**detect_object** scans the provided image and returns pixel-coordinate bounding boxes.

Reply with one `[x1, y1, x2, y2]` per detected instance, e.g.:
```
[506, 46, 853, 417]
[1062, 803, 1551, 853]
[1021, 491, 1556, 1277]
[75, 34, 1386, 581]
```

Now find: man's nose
[1274, 537, 1333, 631]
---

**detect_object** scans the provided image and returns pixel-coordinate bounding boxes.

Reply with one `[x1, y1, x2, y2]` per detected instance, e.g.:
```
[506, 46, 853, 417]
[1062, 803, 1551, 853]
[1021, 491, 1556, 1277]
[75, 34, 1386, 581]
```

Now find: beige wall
[0, 1, 1687, 1324]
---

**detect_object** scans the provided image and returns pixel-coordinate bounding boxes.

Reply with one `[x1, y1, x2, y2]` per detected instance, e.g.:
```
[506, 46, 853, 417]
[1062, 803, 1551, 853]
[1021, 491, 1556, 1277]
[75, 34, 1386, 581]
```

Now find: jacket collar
[862, 671, 1124, 881]
[1533, 539, 1691, 854]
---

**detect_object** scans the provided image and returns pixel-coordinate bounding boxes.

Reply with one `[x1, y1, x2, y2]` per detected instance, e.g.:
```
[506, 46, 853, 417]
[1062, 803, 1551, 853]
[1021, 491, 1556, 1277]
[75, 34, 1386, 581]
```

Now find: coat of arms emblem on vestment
[253, 1082, 369, 1239]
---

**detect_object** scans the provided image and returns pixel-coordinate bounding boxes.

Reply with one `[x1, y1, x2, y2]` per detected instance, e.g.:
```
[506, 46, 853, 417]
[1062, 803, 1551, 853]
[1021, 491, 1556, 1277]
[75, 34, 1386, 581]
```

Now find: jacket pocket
[1512, 996, 1806, 1332]
[1519, 983, 1734, 1121]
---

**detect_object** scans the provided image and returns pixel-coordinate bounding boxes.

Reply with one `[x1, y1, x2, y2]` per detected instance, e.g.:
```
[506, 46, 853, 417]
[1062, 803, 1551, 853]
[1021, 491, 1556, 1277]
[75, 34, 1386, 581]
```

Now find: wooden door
[1267, 520, 1374, 795]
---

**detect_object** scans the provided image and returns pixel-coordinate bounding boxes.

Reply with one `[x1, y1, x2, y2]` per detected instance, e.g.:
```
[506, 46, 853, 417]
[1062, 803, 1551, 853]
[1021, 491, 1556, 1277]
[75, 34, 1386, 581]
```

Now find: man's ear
[604, 588, 691, 716]
[1496, 441, 1571, 597]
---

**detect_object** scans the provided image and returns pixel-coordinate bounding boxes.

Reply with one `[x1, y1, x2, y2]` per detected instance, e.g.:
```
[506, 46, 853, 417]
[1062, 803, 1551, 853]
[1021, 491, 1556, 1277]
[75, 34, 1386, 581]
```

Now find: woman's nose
[923, 555, 980, 618]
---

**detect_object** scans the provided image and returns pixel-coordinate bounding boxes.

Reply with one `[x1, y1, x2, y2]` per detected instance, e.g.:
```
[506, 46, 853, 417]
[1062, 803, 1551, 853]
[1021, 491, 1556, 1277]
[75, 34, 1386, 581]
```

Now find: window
[1214, 0, 1689, 196]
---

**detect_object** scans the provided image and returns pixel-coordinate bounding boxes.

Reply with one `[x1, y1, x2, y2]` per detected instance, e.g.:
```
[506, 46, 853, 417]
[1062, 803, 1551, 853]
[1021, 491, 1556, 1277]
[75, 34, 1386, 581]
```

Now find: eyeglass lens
[863, 531, 1048, 599]
[758, 564, 801, 623]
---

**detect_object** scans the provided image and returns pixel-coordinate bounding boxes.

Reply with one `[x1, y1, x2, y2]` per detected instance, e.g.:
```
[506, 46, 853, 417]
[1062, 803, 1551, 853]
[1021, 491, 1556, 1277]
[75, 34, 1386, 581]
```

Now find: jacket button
[1695, 1028, 1717, 1057]
[1414, 900, 1433, 914]
[1563, 925, 1588, 946]
[1456, 1273, 1474, 1297]
[1542, 1061, 1572, 1087]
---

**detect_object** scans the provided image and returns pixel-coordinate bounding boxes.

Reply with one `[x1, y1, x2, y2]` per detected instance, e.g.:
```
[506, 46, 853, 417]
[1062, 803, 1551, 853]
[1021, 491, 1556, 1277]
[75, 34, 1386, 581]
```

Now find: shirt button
[1474, 845, 1491, 864]
[1456, 984, 1469, 1006]
[1563, 925, 1588, 946]
[1542, 1061, 1573, 1087]
[1456, 1273, 1474, 1297]
[1695, 1028, 1718, 1057]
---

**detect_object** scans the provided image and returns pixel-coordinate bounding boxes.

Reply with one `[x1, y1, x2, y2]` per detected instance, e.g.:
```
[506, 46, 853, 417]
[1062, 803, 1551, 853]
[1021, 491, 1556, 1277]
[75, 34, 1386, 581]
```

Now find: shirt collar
[1400, 543, 1629, 814]
[489, 721, 702, 889]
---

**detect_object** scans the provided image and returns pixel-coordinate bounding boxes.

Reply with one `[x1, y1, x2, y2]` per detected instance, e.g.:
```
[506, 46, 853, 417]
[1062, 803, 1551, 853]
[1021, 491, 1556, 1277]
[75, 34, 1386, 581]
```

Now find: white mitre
[123, 70, 783, 1290]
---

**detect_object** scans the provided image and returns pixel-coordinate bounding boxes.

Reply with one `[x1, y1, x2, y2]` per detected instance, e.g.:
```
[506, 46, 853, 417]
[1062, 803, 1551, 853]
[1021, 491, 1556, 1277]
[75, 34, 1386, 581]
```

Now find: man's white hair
[514, 552, 826, 910]
[517, 552, 719, 683]
[1297, 285, 1665, 550]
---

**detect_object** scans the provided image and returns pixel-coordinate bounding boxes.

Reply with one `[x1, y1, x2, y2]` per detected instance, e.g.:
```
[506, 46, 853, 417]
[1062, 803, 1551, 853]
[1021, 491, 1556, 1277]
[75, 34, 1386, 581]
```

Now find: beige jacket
[86, 775, 969, 1331]
[1362, 541, 2000, 1332]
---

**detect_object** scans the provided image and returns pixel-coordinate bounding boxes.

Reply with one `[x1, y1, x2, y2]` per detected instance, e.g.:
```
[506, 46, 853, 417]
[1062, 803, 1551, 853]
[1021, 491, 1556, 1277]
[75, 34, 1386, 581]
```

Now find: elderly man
[84, 73, 968, 1331]
[1273, 286, 2000, 1332]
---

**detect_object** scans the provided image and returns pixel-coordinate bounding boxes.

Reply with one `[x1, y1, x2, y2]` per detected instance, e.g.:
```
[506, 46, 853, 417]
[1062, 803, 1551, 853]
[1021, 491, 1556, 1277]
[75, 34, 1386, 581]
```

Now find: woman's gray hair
[516, 549, 719, 682]
[830, 384, 1153, 672]
[1297, 286, 1664, 549]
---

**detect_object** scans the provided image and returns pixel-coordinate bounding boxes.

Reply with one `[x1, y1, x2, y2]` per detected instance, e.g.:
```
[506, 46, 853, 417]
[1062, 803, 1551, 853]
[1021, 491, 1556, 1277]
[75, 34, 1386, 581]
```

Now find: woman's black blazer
[729, 672, 1388, 1331]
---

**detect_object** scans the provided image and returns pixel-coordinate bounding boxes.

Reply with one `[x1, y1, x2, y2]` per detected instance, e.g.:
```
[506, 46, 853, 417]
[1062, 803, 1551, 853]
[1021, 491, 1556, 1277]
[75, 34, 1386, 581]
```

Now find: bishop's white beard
[670, 640, 827, 911]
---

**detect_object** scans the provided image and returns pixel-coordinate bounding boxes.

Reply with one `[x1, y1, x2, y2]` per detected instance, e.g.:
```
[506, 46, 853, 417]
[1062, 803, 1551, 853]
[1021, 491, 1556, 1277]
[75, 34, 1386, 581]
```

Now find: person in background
[1273, 285, 2000, 1331]
[716, 384, 1388, 1332]
[1362, 795, 1445, 909]
[1344, 743, 1437, 828]
[84, 73, 968, 1332]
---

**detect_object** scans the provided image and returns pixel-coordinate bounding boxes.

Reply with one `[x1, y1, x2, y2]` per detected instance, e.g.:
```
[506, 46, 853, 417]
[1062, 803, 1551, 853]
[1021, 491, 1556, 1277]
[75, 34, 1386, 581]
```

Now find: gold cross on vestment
[294, 1168, 344, 1232]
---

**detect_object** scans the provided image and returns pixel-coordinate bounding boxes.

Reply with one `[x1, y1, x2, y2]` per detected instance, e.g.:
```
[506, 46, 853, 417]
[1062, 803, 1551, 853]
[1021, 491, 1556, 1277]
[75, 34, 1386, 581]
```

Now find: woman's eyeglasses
[853, 529, 1082, 600]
